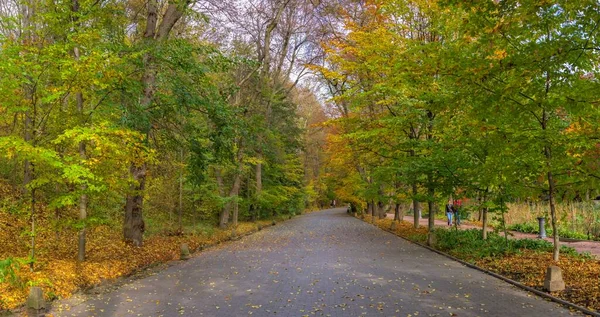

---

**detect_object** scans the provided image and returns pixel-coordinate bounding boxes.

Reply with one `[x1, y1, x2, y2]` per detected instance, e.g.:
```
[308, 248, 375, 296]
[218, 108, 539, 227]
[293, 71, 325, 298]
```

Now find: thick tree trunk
[124, 163, 146, 246]
[220, 173, 241, 228]
[123, 0, 190, 245]
[370, 200, 375, 217]
[219, 200, 229, 228]
[377, 201, 385, 219]
[394, 203, 401, 221]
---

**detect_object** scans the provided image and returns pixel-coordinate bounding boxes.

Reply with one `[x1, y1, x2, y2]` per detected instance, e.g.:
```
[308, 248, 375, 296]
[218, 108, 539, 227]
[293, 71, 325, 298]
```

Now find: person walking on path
[445, 200, 454, 226]
[454, 198, 463, 226]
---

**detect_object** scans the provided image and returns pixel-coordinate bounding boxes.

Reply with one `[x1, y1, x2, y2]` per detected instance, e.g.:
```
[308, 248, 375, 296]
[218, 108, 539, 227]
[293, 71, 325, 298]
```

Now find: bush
[508, 222, 591, 241]
[433, 228, 587, 262]
[0, 257, 21, 286]
[508, 223, 538, 234]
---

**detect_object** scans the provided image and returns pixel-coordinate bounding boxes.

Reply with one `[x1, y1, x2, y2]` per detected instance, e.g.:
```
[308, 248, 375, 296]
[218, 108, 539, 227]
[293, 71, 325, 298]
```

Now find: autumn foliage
[0, 197, 279, 310]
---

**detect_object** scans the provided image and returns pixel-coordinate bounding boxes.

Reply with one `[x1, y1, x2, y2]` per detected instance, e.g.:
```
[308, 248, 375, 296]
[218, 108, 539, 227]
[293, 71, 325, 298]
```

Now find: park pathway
[49, 209, 582, 317]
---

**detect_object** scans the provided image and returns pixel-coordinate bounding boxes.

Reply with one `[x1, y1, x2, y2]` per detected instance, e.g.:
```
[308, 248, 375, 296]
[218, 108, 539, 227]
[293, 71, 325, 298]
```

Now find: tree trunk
[178, 148, 183, 233]
[77, 140, 87, 262]
[123, 0, 190, 245]
[394, 203, 400, 221]
[548, 170, 559, 261]
[255, 160, 262, 197]
[29, 187, 36, 272]
[427, 186, 435, 246]
[73, 10, 88, 259]
[481, 189, 489, 240]
[220, 173, 241, 228]
[232, 186, 239, 227]
[219, 199, 230, 228]
[477, 194, 483, 221]
[377, 201, 385, 219]
[124, 163, 146, 246]
[412, 182, 420, 228]
[21, 0, 36, 271]
[24, 87, 35, 271]
[482, 207, 488, 240]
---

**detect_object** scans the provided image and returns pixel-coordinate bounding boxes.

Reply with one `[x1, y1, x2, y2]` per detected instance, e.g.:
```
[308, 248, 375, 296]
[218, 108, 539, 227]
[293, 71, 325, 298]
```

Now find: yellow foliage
[486, 49, 507, 60]
[0, 209, 276, 311]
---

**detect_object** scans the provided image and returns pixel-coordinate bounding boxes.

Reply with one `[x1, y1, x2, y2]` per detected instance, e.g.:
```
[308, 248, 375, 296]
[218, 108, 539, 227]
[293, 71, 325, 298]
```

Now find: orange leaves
[477, 251, 600, 310]
[360, 216, 428, 241]
[364, 212, 600, 311]
[0, 214, 274, 311]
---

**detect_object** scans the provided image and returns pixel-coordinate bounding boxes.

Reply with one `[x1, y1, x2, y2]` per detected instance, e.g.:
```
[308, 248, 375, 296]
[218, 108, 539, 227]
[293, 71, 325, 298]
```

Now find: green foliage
[434, 229, 587, 261]
[0, 258, 21, 287]
[507, 223, 538, 234]
[508, 223, 591, 241]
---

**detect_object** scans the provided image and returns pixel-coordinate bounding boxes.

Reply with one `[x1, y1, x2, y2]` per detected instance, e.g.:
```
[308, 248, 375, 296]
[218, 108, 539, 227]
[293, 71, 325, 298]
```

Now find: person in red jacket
[454, 198, 463, 226]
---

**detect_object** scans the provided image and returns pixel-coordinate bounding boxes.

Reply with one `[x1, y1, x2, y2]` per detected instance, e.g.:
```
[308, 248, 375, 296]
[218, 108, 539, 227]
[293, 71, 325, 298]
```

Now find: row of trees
[0, 0, 331, 266]
[314, 0, 600, 261]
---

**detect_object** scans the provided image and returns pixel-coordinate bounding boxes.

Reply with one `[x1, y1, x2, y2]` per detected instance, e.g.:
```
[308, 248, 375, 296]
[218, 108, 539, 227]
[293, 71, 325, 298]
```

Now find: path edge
[357, 215, 600, 317]
[20, 217, 293, 316]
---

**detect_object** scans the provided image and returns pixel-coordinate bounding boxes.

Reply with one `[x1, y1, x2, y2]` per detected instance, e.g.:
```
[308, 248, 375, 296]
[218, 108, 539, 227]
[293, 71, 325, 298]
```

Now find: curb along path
[375, 215, 599, 316]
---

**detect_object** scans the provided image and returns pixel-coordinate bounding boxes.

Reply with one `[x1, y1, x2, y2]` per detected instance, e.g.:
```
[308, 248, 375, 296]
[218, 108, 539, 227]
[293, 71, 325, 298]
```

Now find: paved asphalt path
[49, 208, 582, 317]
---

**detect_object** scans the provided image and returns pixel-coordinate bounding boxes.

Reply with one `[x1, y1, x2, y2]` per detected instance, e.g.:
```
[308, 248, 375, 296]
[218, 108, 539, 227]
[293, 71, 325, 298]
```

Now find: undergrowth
[433, 229, 590, 262]
[508, 223, 592, 241]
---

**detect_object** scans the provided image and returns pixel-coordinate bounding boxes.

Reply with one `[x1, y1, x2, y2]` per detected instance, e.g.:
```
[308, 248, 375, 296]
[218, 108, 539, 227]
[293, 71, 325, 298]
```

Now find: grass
[508, 223, 593, 241]
[503, 202, 600, 239]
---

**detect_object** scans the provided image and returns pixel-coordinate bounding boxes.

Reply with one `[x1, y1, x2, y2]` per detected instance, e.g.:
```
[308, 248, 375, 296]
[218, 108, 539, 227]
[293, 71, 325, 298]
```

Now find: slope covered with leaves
[0, 177, 281, 311]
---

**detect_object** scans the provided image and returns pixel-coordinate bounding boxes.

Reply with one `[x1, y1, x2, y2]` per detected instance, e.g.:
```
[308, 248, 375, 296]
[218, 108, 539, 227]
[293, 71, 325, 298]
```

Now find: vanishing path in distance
[51, 208, 581, 316]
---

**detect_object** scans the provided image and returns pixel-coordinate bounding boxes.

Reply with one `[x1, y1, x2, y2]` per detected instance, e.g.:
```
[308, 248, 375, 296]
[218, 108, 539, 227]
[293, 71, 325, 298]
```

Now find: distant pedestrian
[445, 200, 454, 226]
[454, 199, 463, 226]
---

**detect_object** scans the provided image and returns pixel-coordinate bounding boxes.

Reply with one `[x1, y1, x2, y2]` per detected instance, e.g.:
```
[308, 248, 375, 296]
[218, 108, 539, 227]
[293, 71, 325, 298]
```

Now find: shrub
[433, 228, 587, 262]
[508, 223, 538, 234]
[0, 257, 20, 286]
